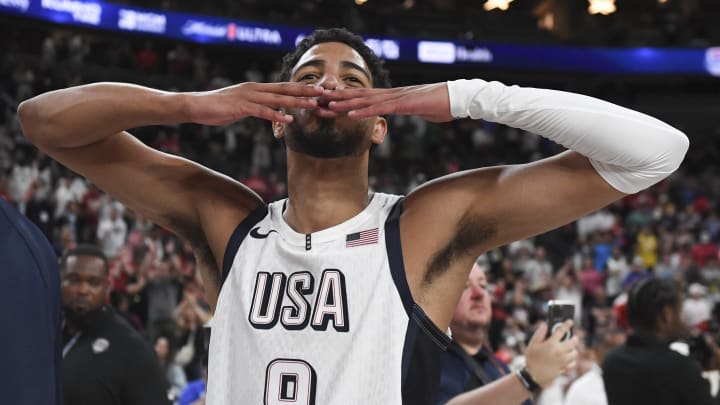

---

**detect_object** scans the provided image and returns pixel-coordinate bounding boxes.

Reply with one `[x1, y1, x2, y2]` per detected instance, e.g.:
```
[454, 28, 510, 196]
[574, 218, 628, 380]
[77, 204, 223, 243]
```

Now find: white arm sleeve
[447, 79, 690, 194]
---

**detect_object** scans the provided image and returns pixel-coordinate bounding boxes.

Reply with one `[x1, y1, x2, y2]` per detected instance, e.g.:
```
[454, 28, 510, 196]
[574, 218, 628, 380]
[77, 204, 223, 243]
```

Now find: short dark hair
[278, 27, 391, 89]
[627, 278, 680, 332]
[60, 245, 109, 274]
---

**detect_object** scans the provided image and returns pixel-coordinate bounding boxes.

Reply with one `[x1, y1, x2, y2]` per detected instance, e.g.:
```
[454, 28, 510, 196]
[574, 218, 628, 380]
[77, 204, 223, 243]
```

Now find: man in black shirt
[61, 245, 171, 405]
[603, 278, 720, 405]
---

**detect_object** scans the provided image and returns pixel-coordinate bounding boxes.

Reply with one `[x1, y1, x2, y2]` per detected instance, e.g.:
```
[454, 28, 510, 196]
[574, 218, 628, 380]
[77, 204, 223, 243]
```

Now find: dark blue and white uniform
[0, 198, 62, 405]
[207, 193, 450, 404]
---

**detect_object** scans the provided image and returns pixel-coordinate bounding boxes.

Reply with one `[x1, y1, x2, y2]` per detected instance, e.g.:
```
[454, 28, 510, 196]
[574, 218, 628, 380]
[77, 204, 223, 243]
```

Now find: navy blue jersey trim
[221, 204, 268, 289]
[412, 304, 451, 349]
[386, 197, 452, 404]
[400, 317, 446, 405]
[384, 198, 414, 315]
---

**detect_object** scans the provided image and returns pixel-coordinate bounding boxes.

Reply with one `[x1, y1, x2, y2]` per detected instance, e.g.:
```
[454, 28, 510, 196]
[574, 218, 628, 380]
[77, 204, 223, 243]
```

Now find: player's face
[278, 42, 383, 158]
[61, 255, 109, 314]
[453, 265, 492, 329]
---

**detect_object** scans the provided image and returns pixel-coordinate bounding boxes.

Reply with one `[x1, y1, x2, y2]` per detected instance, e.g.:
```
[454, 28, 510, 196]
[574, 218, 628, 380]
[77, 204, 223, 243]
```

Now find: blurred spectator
[179, 357, 208, 405]
[622, 256, 652, 290]
[593, 232, 613, 272]
[682, 283, 712, 331]
[97, 202, 127, 259]
[564, 336, 612, 405]
[555, 262, 583, 324]
[579, 256, 603, 298]
[172, 285, 211, 380]
[53, 174, 86, 219]
[635, 226, 659, 269]
[146, 257, 184, 342]
[693, 232, 719, 269]
[605, 248, 630, 299]
[155, 335, 188, 403]
[524, 246, 553, 293]
[61, 246, 170, 405]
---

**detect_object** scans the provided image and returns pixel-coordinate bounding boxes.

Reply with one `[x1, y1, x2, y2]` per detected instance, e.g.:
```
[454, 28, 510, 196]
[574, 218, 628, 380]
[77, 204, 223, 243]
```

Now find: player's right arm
[18, 82, 323, 305]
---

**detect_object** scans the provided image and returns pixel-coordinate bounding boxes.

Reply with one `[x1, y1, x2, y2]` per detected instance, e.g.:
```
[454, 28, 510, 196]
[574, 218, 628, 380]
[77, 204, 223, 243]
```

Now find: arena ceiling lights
[483, 0, 513, 11]
[588, 0, 617, 15]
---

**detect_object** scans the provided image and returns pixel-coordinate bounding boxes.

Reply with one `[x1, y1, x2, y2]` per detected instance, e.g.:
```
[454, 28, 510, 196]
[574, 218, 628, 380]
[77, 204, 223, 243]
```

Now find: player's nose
[317, 74, 342, 91]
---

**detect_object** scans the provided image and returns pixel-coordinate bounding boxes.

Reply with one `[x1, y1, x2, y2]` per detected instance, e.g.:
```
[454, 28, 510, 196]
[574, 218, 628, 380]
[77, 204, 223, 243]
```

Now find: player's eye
[299, 73, 319, 81]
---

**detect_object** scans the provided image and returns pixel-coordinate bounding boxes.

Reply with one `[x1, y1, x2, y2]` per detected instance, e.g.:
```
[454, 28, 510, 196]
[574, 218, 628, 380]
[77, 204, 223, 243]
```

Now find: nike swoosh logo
[250, 227, 278, 239]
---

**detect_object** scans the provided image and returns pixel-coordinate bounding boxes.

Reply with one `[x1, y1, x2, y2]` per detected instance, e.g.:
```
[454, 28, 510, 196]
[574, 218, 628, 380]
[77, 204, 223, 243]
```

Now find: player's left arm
[326, 80, 688, 306]
[326, 81, 688, 248]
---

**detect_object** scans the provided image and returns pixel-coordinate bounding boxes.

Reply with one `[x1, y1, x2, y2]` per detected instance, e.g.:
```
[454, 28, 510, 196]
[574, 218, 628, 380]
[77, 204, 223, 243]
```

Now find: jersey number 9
[264, 359, 317, 405]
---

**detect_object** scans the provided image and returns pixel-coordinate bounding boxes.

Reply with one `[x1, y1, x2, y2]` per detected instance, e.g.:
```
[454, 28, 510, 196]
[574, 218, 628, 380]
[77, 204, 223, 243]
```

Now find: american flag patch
[345, 228, 379, 247]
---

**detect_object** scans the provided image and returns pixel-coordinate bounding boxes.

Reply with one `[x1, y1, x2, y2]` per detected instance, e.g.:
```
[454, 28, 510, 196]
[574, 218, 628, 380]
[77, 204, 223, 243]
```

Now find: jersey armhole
[384, 198, 451, 379]
[384, 198, 413, 315]
[220, 204, 269, 291]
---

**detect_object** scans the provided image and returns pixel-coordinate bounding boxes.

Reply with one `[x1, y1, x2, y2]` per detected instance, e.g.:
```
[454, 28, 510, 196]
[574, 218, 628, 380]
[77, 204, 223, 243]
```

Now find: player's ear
[370, 116, 387, 145]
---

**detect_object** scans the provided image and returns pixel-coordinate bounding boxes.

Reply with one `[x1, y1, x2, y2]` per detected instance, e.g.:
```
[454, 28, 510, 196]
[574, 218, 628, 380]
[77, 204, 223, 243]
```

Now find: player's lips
[316, 96, 331, 108]
[312, 107, 341, 119]
[307, 97, 342, 118]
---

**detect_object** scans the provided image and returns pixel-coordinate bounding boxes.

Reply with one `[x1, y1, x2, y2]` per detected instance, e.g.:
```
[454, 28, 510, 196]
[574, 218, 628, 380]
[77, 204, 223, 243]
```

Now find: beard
[283, 114, 373, 159]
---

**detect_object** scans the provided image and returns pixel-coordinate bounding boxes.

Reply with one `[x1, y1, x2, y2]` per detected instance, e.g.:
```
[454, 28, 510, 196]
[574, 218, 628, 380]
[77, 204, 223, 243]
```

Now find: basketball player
[18, 28, 688, 404]
[0, 197, 62, 405]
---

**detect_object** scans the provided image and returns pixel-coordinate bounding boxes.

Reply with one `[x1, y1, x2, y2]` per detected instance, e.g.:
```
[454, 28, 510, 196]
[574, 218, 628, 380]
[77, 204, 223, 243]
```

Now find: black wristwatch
[515, 365, 542, 393]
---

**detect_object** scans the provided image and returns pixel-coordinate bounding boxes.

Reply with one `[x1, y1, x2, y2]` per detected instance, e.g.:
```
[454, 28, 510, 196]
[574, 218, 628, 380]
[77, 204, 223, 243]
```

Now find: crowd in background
[1, 17, 720, 405]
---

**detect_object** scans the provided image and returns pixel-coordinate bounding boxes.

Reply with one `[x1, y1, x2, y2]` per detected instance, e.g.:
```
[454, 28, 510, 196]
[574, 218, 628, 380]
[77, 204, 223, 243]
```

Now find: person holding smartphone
[436, 258, 578, 405]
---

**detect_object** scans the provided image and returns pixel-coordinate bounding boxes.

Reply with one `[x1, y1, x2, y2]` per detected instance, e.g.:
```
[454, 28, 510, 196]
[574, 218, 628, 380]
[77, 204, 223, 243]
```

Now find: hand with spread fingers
[186, 82, 324, 126]
[524, 320, 579, 388]
[323, 83, 453, 122]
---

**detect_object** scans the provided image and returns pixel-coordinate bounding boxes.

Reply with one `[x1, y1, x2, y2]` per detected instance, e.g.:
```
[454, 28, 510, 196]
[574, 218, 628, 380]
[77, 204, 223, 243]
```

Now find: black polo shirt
[603, 334, 720, 405]
[63, 307, 170, 405]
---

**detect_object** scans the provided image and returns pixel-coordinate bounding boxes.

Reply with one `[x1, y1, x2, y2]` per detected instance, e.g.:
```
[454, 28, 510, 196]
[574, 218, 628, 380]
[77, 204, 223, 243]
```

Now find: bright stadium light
[483, 0, 513, 11]
[355, 0, 368, 5]
[588, 0, 616, 15]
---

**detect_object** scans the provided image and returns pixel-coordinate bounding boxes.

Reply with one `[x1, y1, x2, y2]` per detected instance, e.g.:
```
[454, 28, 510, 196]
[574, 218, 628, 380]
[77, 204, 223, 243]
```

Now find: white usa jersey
[207, 193, 450, 405]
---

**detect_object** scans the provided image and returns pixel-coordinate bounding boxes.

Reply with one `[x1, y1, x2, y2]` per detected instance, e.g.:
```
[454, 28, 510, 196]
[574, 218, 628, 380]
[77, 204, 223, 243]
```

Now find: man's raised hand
[524, 321, 579, 388]
[186, 82, 324, 126]
[323, 83, 454, 122]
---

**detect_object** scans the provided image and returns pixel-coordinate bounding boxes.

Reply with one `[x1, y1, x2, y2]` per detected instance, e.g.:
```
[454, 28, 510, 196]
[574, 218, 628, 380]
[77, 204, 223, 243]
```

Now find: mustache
[284, 116, 368, 159]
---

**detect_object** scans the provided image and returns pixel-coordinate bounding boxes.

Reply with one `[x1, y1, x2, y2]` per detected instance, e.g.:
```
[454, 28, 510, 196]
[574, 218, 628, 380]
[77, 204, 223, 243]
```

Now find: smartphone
[547, 300, 575, 341]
